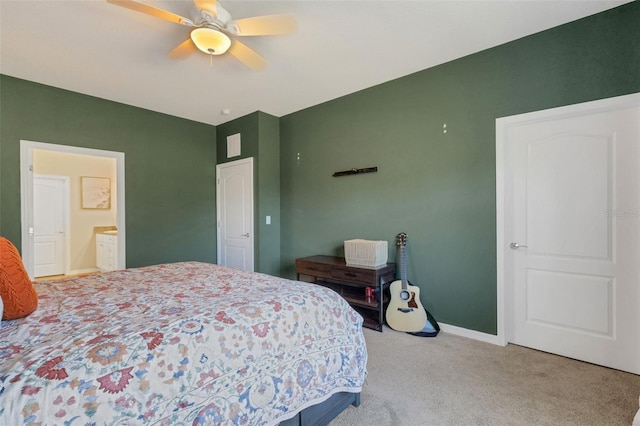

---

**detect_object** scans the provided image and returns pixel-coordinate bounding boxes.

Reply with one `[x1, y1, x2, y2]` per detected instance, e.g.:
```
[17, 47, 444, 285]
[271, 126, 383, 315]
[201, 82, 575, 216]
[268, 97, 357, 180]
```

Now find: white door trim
[33, 174, 71, 276]
[20, 140, 126, 279]
[495, 92, 640, 347]
[216, 157, 254, 270]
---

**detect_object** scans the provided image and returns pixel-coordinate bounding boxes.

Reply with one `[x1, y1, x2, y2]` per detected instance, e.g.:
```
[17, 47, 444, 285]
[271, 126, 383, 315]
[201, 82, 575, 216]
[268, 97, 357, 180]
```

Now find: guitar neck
[400, 244, 408, 290]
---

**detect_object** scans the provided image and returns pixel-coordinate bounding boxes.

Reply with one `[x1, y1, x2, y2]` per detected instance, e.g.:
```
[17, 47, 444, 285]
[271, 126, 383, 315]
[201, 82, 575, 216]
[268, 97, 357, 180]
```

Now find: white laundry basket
[344, 239, 388, 268]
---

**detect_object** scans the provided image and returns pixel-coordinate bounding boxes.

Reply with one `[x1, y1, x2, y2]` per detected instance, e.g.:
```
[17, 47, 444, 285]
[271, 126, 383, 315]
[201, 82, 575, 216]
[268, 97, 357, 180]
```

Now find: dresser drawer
[295, 260, 332, 277]
[328, 266, 376, 286]
[296, 258, 376, 286]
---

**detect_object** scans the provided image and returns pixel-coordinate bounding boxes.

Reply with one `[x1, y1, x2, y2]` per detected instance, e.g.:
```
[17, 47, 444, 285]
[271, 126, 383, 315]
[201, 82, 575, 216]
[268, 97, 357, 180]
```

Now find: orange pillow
[0, 237, 38, 320]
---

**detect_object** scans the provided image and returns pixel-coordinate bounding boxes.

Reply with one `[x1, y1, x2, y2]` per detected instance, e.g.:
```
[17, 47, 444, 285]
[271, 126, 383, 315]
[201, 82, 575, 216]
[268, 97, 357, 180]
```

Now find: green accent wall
[216, 111, 281, 276]
[0, 75, 218, 267]
[279, 3, 640, 334]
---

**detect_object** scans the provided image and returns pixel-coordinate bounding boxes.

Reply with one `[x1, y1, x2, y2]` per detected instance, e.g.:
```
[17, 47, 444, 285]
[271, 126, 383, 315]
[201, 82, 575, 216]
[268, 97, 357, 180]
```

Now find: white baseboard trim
[439, 322, 503, 346]
[68, 268, 100, 276]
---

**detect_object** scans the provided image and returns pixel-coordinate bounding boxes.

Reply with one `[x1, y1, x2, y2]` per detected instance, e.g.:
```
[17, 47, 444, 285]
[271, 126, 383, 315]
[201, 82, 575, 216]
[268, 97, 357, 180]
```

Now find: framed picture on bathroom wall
[81, 176, 111, 209]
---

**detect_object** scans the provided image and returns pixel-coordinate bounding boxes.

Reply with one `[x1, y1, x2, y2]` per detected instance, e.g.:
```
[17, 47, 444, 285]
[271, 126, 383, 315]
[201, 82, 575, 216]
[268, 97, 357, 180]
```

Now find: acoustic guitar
[386, 233, 428, 332]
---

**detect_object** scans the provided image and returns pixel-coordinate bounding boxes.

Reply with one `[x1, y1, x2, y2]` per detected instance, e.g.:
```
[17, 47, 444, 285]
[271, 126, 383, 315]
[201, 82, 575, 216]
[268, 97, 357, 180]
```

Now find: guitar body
[385, 232, 429, 333]
[386, 279, 428, 332]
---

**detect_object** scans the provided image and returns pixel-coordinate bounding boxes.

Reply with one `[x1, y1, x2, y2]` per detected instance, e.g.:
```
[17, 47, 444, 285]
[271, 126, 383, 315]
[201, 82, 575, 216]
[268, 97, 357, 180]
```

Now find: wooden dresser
[295, 255, 396, 331]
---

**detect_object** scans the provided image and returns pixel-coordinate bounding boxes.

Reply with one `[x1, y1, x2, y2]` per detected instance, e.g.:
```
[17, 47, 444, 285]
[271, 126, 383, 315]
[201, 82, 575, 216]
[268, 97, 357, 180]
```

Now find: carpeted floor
[332, 327, 640, 425]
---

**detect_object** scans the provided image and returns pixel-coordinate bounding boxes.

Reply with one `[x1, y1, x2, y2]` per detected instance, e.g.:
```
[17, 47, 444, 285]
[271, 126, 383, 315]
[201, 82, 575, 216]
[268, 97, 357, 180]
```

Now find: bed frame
[279, 391, 361, 426]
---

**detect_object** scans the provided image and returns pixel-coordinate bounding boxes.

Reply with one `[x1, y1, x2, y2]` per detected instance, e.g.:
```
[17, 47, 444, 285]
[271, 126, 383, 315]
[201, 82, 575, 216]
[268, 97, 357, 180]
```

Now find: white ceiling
[0, 0, 632, 125]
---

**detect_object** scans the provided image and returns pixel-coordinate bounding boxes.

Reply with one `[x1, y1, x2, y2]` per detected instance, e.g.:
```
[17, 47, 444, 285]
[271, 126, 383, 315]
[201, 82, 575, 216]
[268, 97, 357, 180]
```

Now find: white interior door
[498, 94, 640, 374]
[33, 175, 68, 278]
[217, 158, 254, 271]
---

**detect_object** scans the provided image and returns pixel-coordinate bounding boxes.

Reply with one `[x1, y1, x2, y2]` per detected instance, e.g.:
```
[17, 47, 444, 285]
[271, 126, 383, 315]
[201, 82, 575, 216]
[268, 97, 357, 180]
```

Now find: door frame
[33, 174, 71, 277]
[216, 157, 254, 270]
[20, 140, 126, 279]
[495, 92, 640, 347]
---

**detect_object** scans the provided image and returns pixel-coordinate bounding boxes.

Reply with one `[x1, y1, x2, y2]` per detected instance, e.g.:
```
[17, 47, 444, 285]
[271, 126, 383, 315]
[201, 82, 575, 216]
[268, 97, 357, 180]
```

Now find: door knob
[510, 242, 528, 249]
[242, 233, 250, 237]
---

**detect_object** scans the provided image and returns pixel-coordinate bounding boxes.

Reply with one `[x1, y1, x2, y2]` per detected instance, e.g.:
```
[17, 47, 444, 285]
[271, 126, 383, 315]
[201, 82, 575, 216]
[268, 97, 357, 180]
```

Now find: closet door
[217, 157, 254, 272]
[498, 94, 640, 374]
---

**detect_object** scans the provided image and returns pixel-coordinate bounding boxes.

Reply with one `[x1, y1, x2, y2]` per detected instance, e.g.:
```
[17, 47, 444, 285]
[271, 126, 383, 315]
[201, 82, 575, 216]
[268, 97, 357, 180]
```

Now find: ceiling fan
[106, 0, 297, 70]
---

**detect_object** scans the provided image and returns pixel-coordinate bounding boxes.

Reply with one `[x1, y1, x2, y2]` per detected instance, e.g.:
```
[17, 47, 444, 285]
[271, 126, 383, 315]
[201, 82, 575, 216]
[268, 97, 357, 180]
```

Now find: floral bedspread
[0, 262, 367, 425]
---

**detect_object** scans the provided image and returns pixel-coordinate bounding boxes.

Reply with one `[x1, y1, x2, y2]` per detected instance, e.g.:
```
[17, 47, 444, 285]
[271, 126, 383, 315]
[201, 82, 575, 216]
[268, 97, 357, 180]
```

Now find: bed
[0, 261, 366, 425]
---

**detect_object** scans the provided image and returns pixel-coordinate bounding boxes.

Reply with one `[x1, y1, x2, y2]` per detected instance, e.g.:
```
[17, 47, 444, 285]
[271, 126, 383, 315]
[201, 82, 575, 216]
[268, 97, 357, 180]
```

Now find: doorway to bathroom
[20, 140, 126, 279]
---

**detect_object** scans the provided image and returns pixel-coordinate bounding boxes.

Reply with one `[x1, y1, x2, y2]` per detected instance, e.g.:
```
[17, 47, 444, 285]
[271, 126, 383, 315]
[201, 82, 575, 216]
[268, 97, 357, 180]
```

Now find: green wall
[216, 111, 281, 275]
[0, 75, 218, 267]
[279, 3, 640, 334]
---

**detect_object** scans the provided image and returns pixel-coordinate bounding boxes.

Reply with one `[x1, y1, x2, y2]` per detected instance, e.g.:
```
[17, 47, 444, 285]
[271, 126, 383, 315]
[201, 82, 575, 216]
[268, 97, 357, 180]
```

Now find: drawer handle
[343, 272, 357, 277]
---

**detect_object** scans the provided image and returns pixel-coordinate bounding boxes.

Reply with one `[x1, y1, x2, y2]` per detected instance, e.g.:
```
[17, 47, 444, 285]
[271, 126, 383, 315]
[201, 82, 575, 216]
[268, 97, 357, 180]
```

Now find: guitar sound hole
[400, 290, 411, 301]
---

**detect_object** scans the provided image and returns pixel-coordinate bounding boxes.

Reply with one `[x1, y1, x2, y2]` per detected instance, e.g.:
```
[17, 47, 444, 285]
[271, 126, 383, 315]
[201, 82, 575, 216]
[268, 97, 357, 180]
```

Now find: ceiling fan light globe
[190, 27, 231, 55]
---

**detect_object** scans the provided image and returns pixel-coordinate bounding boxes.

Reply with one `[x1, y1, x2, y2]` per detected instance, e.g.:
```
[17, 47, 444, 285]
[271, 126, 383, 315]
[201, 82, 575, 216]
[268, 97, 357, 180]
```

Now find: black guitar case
[406, 280, 440, 338]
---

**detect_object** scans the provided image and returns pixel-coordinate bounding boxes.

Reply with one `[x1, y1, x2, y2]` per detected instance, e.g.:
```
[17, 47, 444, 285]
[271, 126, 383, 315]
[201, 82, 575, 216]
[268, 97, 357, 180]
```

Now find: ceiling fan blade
[228, 40, 266, 70]
[168, 38, 198, 60]
[107, 0, 193, 26]
[193, 0, 217, 16]
[231, 14, 297, 36]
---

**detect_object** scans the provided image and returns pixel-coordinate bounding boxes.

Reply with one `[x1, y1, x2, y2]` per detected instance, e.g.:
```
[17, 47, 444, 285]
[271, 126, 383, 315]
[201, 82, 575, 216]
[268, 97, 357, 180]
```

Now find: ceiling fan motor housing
[191, 3, 231, 30]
